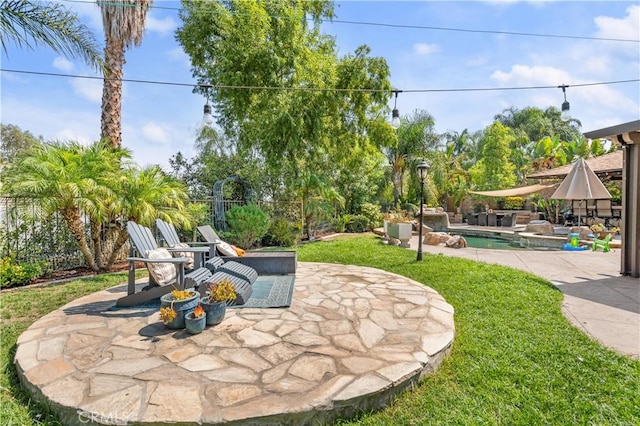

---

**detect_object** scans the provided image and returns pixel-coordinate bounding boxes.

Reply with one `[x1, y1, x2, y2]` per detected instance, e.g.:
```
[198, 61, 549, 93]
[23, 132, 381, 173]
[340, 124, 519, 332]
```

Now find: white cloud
[53, 57, 74, 72]
[146, 16, 177, 36]
[490, 64, 572, 86]
[142, 122, 170, 144]
[55, 128, 93, 145]
[71, 78, 103, 103]
[466, 56, 487, 67]
[166, 47, 191, 67]
[413, 43, 440, 55]
[594, 5, 640, 41]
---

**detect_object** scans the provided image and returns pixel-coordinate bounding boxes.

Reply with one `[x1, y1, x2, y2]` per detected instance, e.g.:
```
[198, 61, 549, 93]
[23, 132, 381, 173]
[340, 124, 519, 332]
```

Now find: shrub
[401, 203, 419, 216]
[345, 214, 370, 233]
[262, 218, 299, 247]
[224, 204, 270, 249]
[504, 196, 525, 210]
[358, 203, 383, 229]
[333, 214, 351, 233]
[0, 257, 47, 288]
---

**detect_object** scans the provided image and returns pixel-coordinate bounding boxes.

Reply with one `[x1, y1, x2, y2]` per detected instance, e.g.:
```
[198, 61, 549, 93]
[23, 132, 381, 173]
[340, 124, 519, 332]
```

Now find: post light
[416, 159, 429, 261]
[559, 85, 570, 121]
[390, 90, 401, 129]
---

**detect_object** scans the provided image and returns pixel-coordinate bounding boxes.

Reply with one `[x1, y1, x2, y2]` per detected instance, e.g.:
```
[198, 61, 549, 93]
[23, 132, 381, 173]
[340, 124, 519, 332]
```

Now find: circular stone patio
[14, 262, 454, 425]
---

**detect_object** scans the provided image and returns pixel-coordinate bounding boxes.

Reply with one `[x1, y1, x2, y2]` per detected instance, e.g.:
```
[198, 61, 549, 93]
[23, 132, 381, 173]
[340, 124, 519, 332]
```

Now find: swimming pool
[463, 235, 523, 250]
[462, 235, 561, 251]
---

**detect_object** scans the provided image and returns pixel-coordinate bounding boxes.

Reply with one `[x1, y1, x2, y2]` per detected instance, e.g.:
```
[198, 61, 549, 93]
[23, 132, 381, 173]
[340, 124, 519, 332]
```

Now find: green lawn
[1, 236, 638, 425]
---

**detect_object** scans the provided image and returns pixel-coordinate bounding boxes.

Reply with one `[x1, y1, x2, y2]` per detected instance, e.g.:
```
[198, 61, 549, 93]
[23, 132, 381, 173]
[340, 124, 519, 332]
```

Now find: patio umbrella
[551, 157, 611, 225]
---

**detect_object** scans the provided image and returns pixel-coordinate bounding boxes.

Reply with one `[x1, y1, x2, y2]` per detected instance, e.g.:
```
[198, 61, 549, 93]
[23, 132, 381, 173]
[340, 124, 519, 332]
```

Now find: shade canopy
[469, 183, 555, 198]
[550, 158, 611, 201]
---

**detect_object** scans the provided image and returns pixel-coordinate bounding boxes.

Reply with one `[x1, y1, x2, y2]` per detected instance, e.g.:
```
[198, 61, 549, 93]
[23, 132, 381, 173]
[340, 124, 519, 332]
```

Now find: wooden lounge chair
[156, 218, 215, 266]
[117, 221, 214, 307]
[197, 225, 297, 275]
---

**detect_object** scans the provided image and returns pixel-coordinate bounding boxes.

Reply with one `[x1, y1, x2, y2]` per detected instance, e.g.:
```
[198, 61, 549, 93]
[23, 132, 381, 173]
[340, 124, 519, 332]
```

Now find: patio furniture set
[117, 220, 296, 307]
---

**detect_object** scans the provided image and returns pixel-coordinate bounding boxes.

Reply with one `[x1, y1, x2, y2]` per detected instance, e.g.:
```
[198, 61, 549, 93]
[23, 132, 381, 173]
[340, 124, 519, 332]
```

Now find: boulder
[445, 235, 467, 249]
[525, 220, 554, 235]
[569, 226, 592, 240]
[424, 232, 449, 245]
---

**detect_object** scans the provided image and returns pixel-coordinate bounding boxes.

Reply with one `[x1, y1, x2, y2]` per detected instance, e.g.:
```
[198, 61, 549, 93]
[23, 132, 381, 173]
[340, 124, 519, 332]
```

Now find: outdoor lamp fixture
[416, 159, 430, 261]
[202, 102, 213, 126]
[559, 84, 570, 121]
[200, 83, 214, 127]
[391, 90, 402, 129]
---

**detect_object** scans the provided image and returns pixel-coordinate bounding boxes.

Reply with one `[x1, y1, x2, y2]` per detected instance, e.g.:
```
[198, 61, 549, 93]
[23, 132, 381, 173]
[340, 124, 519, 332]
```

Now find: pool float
[562, 242, 589, 251]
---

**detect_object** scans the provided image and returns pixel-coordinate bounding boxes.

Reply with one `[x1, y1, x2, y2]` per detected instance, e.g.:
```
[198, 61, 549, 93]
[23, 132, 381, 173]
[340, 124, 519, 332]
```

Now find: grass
[1, 236, 638, 425]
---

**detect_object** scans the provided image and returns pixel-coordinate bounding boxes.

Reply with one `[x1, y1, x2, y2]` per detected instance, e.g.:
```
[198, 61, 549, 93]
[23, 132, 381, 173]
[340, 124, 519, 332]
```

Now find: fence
[1, 197, 303, 273]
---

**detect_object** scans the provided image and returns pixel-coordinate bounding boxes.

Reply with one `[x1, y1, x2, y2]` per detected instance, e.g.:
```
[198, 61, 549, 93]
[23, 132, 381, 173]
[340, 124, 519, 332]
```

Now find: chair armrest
[127, 257, 190, 264]
[166, 247, 210, 254]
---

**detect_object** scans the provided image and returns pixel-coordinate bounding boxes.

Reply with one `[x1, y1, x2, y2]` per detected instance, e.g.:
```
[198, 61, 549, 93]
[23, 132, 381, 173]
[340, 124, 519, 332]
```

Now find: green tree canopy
[176, 0, 391, 177]
[469, 122, 517, 191]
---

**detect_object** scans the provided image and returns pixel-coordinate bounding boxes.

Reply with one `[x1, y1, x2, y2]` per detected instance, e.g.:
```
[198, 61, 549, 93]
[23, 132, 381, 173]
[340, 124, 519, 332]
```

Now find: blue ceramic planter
[185, 312, 206, 334]
[201, 297, 226, 326]
[160, 290, 199, 329]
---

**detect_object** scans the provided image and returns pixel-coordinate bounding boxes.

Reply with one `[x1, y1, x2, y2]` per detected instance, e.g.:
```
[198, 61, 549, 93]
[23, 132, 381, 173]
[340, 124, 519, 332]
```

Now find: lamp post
[416, 159, 429, 261]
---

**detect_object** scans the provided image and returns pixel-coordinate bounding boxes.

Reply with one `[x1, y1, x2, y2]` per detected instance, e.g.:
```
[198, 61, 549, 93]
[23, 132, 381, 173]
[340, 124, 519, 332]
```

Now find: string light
[2, 69, 637, 95]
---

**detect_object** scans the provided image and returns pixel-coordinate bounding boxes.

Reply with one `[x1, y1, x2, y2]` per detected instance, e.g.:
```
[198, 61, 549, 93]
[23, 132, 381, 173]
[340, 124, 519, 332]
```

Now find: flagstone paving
[14, 262, 454, 426]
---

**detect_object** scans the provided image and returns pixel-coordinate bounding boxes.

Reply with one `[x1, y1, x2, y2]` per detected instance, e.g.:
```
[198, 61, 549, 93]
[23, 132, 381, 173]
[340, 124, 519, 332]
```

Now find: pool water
[463, 236, 522, 250]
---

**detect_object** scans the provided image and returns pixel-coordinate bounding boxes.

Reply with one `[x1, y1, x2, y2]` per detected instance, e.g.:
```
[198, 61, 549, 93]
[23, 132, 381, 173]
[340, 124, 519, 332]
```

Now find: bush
[401, 203, 419, 216]
[358, 203, 383, 230]
[0, 257, 46, 288]
[223, 204, 270, 249]
[345, 214, 370, 233]
[504, 196, 525, 210]
[262, 218, 299, 247]
[333, 214, 351, 233]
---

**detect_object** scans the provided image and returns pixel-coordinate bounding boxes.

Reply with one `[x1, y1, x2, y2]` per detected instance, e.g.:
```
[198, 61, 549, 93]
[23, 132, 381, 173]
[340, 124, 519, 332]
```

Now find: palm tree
[104, 165, 192, 268]
[98, 0, 152, 148]
[0, 0, 102, 70]
[3, 140, 194, 271]
[2, 141, 125, 271]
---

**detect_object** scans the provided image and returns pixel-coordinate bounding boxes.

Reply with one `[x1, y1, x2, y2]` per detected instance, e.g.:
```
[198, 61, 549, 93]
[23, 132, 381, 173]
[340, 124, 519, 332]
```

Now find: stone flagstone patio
[14, 262, 454, 425]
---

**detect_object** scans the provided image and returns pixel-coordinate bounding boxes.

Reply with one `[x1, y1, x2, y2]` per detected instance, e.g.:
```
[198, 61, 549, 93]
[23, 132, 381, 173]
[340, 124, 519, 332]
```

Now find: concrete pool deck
[14, 262, 454, 425]
[407, 230, 639, 360]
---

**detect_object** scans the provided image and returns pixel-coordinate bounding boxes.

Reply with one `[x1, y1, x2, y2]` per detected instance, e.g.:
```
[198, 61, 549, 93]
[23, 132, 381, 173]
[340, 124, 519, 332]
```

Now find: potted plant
[185, 305, 207, 334]
[200, 279, 237, 326]
[386, 211, 413, 247]
[159, 288, 199, 329]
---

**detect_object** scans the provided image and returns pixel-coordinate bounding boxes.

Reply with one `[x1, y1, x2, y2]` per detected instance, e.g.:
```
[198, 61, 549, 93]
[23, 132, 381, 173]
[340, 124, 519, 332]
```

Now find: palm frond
[0, 0, 104, 71]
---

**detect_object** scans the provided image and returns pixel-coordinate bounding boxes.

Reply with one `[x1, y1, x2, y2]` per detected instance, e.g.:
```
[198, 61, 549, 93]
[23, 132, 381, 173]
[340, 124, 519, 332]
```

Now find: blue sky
[1, 1, 638, 169]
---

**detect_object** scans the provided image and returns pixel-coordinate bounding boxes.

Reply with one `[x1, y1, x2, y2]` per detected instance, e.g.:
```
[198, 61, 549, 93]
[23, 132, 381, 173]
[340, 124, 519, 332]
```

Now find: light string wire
[1, 68, 638, 94]
[61, 0, 640, 43]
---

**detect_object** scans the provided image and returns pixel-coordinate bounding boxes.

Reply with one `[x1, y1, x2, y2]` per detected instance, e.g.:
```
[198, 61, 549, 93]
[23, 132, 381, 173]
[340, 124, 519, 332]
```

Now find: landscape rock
[525, 220, 554, 235]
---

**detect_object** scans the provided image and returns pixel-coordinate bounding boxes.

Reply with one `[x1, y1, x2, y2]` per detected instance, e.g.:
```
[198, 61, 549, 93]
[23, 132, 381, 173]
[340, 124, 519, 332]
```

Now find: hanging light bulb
[390, 90, 401, 129]
[202, 102, 213, 126]
[559, 85, 570, 121]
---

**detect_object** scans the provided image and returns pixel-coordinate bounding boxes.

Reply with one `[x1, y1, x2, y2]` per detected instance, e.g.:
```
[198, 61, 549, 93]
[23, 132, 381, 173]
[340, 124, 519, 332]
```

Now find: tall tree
[0, 123, 42, 164]
[383, 110, 438, 208]
[98, 0, 151, 148]
[0, 0, 102, 70]
[176, 0, 390, 179]
[469, 122, 517, 191]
